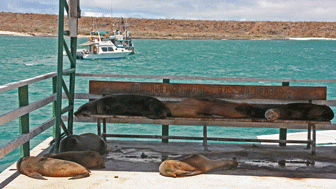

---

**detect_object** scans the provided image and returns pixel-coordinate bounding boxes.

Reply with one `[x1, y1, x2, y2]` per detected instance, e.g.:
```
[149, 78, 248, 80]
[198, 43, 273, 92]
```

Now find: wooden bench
[88, 80, 334, 154]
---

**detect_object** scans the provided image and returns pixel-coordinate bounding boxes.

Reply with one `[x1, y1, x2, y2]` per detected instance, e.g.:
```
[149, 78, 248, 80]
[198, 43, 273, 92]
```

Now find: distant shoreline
[2, 31, 336, 41]
[2, 12, 336, 40]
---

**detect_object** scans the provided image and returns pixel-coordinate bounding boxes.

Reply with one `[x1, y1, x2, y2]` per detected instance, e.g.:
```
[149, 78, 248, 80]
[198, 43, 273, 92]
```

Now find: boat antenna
[110, 1, 113, 34]
[121, 17, 125, 32]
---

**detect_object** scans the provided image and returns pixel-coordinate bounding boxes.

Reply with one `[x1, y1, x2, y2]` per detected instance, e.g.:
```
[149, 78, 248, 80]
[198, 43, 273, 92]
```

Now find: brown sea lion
[265, 103, 334, 121]
[165, 98, 266, 118]
[74, 94, 171, 119]
[59, 133, 107, 154]
[44, 151, 105, 169]
[159, 154, 238, 177]
[17, 156, 90, 180]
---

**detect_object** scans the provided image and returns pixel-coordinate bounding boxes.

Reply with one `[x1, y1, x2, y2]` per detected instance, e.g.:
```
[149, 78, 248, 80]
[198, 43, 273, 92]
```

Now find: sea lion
[44, 151, 105, 169]
[165, 98, 266, 118]
[265, 103, 334, 121]
[59, 133, 107, 154]
[17, 156, 90, 180]
[74, 94, 171, 119]
[159, 154, 238, 177]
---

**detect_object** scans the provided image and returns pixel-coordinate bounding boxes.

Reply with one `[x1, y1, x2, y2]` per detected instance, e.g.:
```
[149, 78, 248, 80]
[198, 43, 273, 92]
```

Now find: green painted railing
[0, 0, 79, 158]
[1, 72, 336, 160]
[0, 72, 57, 159]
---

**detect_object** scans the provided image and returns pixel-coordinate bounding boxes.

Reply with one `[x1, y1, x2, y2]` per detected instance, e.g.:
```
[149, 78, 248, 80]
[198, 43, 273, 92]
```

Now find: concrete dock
[1, 137, 336, 189]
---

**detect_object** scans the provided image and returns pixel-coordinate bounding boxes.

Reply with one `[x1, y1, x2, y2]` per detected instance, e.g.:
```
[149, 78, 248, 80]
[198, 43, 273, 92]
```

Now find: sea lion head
[314, 105, 334, 121]
[74, 101, 98, 117]
[159, 160, 181, 177]
[59, 135, 80, 152]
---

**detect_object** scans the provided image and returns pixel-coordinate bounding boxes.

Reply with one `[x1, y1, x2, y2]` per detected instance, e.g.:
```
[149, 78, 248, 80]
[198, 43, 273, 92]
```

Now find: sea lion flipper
[68, 172, 90, 180]
[143, 113, 166, 119]
[173, 170, 199, 177]
[27, 172, 47, 180]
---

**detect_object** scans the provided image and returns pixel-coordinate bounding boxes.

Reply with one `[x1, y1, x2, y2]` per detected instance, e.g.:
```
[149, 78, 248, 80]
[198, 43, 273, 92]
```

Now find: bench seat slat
[90, 115, 333, 130]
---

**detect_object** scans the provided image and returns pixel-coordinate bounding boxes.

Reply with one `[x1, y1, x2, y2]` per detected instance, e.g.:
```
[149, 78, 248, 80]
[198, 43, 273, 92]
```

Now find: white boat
[76, 29, 134, 60]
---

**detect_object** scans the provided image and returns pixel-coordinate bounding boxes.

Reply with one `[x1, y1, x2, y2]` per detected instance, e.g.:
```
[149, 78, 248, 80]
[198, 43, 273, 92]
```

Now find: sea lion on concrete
[17, 156, 90, 180]
[44, 151, 105, 169]
[165, 98, 266, 118]
[265, 103, 334, 121]
[74, 94, 171, 119]
[159, 154, 238, 177]
[59, 133, 107, 154]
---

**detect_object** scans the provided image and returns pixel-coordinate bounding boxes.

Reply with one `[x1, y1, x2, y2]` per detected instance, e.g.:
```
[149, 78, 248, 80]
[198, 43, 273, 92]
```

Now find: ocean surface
[1, 35, 336, 172]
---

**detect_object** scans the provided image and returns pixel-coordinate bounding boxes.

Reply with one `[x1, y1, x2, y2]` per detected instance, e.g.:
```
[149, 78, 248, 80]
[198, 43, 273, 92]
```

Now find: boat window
[108, 47, 114, 51]
[101, 47, 108, 52]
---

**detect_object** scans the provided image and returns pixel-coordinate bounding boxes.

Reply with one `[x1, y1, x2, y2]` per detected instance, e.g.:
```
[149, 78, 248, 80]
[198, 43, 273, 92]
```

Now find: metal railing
[1, 72, 336, 160]
[0, 72, 57, 158]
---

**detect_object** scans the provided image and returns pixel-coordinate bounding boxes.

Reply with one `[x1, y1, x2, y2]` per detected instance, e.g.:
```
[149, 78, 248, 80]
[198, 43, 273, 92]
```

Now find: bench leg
[279, 128, 287, 146]
[162, 125, 169, 143]
[103, 118, 107, 141]
[203, 124, 208, 151]
[97, 118, 101, 136]
[312, 124, 316, 155]
[307, 124, 312, 149]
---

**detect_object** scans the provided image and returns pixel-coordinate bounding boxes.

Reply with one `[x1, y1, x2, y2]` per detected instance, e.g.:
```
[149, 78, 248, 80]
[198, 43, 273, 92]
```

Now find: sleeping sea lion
[159, 154, 238, 177]
[165, 98, 266, 118]
[44, 151, 105, 169]
[265, 103, 334, 121]
[17, 156, 90, 180]
[59, 133, 107, 154]
[74, 94, 171, 119]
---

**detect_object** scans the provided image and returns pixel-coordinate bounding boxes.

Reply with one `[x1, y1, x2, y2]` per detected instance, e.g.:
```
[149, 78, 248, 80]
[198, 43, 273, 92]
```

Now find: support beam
[162, 78, 170, 143]
[53, 0, 79, 152]
[279, 82, 289, 146]
[18, 85, 29, 157]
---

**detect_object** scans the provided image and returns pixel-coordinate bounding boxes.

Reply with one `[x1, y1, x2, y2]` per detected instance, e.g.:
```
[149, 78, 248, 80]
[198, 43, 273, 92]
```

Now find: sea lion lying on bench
[74, 94, 171, 119]
[159, 154, 238, 177]
[164, 98, 266, 118]
[265, 103, 334, 121]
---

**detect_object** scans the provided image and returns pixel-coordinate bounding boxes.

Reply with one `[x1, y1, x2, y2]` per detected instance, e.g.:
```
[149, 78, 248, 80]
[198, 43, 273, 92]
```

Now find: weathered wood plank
[0, 118, 55, 159]
[90, 81, 327, 100]
[0, 94, 56, 126]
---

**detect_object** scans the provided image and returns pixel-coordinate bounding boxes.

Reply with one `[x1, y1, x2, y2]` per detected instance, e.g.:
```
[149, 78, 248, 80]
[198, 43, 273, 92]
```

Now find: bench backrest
[89, 81, 326, 101]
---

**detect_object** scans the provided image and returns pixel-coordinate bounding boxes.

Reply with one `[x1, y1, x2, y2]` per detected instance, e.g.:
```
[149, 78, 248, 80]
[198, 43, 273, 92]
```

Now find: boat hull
[79, 51, 132, 60]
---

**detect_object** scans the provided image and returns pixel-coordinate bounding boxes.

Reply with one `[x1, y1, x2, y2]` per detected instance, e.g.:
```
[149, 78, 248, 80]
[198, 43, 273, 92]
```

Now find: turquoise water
[1, 35, 336, 172]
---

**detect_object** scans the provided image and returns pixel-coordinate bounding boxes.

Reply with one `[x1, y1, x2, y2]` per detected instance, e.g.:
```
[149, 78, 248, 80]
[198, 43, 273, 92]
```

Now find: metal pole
[279, 82, 289, 146]
[67, 35, 77, 135]
[162, 79, 170, 143]
[53, 0, 79, 152]
[54, 0, 66, 153]
[18, 85, 29, 157]
[52, 76, 57, 138]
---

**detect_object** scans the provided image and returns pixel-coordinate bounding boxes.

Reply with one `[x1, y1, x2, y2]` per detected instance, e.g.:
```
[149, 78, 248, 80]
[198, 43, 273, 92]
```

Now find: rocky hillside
[1, 12, 336, 40]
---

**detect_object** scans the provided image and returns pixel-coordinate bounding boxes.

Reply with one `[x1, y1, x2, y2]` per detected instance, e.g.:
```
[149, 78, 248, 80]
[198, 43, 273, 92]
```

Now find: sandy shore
[0, 31, 91, 38]
[0, 31, 34, 37]
[2, 30, 336, 41]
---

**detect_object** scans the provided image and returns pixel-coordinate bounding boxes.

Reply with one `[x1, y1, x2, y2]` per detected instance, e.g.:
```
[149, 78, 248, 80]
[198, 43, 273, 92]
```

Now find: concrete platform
[1, 137, 336, 189]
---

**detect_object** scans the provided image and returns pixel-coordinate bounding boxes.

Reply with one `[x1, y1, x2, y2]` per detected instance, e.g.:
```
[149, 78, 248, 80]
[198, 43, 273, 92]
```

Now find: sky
[2, 0, 336, 21]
